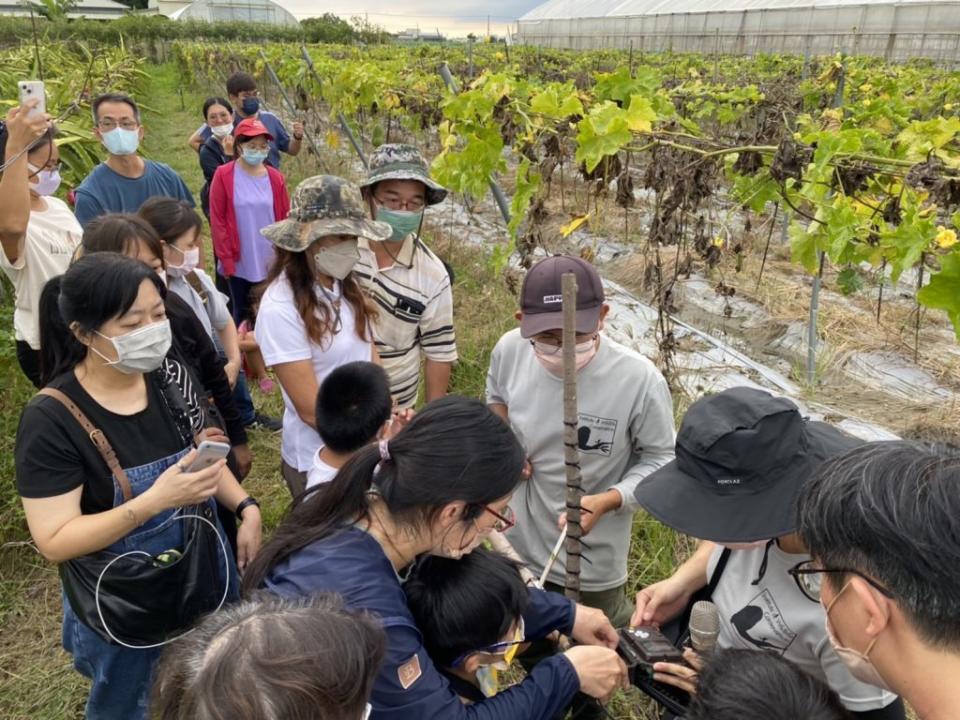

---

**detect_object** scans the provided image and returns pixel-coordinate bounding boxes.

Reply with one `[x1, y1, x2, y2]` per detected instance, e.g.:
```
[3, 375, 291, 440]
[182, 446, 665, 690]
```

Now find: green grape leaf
[917, 252, 960, 338]
[575, 101, 632, 172]
[837, 267, 863, 295]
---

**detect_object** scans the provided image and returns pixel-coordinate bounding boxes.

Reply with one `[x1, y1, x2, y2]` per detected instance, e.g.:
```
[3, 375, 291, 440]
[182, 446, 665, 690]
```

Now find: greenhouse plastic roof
[520, 0, 947, 19]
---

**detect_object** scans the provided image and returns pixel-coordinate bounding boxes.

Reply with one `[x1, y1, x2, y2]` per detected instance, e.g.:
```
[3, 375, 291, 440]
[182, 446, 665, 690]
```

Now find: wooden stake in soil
[561, 273, 584, 603]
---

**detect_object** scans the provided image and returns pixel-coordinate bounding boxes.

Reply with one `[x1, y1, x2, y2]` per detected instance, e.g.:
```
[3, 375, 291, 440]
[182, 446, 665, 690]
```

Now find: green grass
[0, 62, 684, 719]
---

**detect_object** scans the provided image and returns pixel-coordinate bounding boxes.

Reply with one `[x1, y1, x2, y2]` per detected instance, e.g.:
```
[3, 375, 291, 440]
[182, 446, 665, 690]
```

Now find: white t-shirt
[306, 448, 339, 490]
[256, 275, 373, 471]
[0, 197, 82, 349]
[166, 269, 231, 342]
[708, 543, 898, 712]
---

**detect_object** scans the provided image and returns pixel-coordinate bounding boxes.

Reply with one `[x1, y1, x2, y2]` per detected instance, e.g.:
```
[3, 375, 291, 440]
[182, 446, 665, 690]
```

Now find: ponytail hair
[38, 254, 164, 385]
[242, 396, 526, 593]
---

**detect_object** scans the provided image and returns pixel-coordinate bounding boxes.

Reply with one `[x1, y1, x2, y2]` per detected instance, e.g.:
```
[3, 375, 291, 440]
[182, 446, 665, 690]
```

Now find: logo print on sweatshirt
[577, 413, 618, 456]
[729, 589, 797, 655]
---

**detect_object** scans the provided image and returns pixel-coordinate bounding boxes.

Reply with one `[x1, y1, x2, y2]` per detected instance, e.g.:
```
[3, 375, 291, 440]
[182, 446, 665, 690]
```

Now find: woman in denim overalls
[15, 253, 262, 720]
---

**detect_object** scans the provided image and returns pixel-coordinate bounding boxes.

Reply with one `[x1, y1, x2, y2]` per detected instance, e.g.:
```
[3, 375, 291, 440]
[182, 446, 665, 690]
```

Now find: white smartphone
[186, 441, 231, 473]
[18, 80, 46, 117]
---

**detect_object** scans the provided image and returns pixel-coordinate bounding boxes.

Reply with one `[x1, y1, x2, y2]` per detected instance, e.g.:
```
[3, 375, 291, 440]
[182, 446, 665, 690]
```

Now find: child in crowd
[307, 361, 394, 491]
[237, 298, 274, 394]
[404, 547, 528, 703]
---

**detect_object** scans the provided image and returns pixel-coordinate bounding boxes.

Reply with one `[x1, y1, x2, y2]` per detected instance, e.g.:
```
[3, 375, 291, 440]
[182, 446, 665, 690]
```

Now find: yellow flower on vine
[935, 226, 958, 249]
[712, 236, 725, 249]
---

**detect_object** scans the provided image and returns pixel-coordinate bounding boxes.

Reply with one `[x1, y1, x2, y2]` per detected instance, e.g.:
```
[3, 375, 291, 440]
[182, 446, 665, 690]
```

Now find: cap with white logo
[519, 255, 605, 338]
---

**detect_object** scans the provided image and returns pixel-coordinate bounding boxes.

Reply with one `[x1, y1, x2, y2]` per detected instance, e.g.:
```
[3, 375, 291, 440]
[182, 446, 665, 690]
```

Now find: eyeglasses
[787, 560, 895, 604]
[529, 334, 597, 356]
[98, 119, 139, 131]
[481, 504, 515, 533]
[374, 195, 425, 212]
[450, 617, 526, 668]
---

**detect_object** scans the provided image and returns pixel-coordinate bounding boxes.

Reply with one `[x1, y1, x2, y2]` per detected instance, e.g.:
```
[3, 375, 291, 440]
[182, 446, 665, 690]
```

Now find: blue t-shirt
[198, 110, 290, 170]
[264, 527, 581, 720]
[74, 160, 195, 228]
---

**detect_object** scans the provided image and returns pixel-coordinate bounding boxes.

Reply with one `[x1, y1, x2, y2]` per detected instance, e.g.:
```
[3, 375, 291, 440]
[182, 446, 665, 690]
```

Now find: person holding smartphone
[16, 253, 261, 720]
[0, 99, 82, 387]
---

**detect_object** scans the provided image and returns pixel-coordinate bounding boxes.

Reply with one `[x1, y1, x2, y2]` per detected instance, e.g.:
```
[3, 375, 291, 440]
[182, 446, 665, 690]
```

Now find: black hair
[91, 93, 141, 123]
[0, 122, 57, 176]
[233, 132, 269, 159]
[243, 396, 525, 593]
[404, 547, 528, 668]
[38, 254, 164, 385]
[315, 362, 392, 455]
[138, 197, 203, 246]
[686, 648, 851, 720]
[82, 213, 166, 270]
[226, 72, 257, 97]
[202, 96, 233, 120]
[798, 441, 960, 651]
[152, 592, 386, 720]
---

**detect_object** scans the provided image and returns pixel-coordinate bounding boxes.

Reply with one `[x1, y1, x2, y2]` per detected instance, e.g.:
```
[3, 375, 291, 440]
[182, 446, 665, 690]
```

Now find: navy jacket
[265, 527, 581, 720]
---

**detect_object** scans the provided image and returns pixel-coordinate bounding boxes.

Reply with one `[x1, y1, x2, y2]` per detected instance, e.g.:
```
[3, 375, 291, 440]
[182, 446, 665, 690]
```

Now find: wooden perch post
[562, 272, 584, 602]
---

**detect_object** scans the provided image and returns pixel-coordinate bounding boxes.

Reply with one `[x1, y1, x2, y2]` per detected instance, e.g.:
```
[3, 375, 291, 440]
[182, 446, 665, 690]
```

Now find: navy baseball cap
[519, 255, 605, 338]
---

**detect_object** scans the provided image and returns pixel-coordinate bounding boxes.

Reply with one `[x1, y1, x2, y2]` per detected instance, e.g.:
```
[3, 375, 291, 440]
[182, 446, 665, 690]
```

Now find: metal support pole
[258, 50, 322, 161]
[807, 56, 845, 385]
[300, 46, 368, 168]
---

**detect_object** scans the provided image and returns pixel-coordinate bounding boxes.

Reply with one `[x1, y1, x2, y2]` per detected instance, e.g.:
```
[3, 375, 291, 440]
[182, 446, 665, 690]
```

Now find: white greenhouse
[516, 0, 960, 61]
[150, 0, 299, 26]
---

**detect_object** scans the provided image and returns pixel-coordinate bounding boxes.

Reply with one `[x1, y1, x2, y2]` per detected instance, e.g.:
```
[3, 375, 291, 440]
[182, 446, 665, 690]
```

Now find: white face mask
[313, 239, 360, 280]
[532, 336, 599, 376]
[166, 247, 200, 278]
[28, 163, 62, 196]
[823, 582, 892, 692]
[91, 319, 172, 374]
[210, 122, 233, 138]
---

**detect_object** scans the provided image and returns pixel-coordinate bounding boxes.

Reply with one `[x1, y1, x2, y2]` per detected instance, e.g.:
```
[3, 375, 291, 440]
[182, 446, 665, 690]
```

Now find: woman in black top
[16, 253, 261, 720]
[198, 97, 235, 220]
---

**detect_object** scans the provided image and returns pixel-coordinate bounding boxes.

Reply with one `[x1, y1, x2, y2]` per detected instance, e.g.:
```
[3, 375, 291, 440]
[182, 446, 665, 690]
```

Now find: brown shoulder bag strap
[38, 388, 134, 503]
[184, 270, 208, 304]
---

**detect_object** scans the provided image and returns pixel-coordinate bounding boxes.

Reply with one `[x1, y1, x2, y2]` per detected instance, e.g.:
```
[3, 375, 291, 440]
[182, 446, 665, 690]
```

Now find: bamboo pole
[561, 272, 584, 602]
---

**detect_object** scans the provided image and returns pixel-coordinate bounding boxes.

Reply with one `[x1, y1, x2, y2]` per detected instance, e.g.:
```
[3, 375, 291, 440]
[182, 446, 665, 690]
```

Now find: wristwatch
[235, 496, 260, 520]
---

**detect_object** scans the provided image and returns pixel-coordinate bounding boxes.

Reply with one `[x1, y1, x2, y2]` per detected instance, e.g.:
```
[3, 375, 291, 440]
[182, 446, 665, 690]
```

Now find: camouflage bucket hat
[262, 175, 393, 252]
[359, 143, 448, 206]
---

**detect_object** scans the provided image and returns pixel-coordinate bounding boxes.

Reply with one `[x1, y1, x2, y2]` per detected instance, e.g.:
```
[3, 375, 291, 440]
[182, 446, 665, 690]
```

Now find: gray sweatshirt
[486, 329, 676, 591]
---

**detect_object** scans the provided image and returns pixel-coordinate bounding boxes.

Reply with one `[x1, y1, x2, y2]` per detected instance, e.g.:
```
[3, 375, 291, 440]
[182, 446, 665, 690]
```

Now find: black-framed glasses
[788, 560, 895, 603]
[481, 504, 515, 533]
[374, 194, 425, 212]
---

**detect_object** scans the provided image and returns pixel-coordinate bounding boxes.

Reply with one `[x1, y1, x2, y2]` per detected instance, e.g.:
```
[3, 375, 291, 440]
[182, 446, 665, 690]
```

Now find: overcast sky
[275, 0, 545, 37]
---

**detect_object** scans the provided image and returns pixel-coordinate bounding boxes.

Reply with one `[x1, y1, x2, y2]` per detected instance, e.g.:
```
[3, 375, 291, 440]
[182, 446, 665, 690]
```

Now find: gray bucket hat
[359, 144, 448, 206]
[262, 175, 393, 252]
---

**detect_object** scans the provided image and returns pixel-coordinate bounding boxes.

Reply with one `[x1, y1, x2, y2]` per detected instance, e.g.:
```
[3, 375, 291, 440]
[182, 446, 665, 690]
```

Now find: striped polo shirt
[354, 236, 457, 409]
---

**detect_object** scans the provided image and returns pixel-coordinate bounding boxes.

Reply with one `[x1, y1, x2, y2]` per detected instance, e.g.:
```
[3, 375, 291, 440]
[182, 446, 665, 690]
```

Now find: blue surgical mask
[376, 207, 423, 242]
[101, 127, 140, 156]
[241, 97, 260, 116]
[242, 147, 269, 166]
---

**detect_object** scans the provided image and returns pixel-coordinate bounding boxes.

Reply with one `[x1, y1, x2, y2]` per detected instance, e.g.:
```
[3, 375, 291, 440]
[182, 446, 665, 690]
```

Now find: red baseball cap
[234, 117, 274, 141]
[519, 255, 605, 338]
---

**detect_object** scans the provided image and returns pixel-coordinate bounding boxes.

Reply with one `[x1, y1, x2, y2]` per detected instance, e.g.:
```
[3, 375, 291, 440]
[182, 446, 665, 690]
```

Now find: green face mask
[376, 206, 423, 242]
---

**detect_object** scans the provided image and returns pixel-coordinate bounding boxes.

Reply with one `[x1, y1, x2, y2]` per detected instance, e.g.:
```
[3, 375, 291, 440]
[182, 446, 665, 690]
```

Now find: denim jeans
[61, 448, 238, 719]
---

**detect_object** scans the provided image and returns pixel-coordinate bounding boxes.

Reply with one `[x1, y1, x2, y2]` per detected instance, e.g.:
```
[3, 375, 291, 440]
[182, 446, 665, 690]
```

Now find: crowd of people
[3, 74, 959, 720]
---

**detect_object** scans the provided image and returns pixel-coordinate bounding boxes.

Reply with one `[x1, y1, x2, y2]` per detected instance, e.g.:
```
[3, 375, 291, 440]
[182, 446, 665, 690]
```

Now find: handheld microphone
[689, 600, 720, 655]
